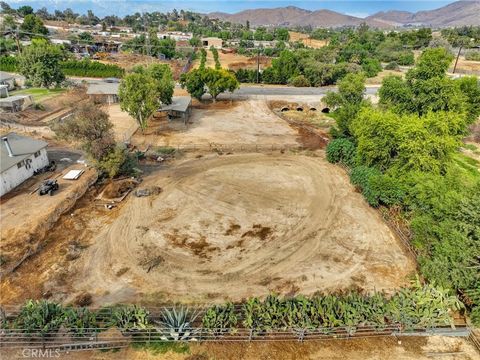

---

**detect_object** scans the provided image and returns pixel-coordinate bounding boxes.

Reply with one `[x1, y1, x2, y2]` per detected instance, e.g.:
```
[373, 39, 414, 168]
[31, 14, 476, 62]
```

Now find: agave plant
[155, 307, 199, 341]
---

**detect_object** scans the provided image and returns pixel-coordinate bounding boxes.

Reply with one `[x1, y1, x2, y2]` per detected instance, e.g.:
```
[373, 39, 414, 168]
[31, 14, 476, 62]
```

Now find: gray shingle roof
[0, 71, 14, 82]
[86, 82, 119, 95]
[1, 133, 48, 173]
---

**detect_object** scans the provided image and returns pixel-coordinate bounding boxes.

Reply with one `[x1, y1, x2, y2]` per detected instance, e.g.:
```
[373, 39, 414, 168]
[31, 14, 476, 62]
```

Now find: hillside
[209, 1, 479, 28]
[367, 1, 480, 27]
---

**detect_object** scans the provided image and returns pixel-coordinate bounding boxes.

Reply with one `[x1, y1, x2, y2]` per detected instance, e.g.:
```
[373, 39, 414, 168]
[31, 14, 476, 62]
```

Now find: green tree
[119, 72, 160, 130]
[17, 5, 33, 17]
[18, 39, 65, 87]
[20, 14, 48, 38]
[406, 48, 453, 82]
[78, 31, 93, 42]
[180, 68, 206, 100]
[203, 68, 239, 100]
[324, 73, 367, 136]
[52, 101, 115, 161]
[133, 63, 174, 105]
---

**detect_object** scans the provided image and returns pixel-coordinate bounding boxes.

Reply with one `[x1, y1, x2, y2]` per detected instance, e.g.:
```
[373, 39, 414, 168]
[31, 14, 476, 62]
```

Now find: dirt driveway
[105, 104, 139, 142]
[68, 153, 415, 305]
[0, 164, 97, 275]
[131, 100, 300, 148]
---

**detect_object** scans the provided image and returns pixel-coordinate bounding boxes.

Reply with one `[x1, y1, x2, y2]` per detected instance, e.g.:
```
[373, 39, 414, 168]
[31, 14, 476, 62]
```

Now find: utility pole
[256, 48, 260, 84]
[453, 45, 462, 74]
[14, 29, 21, 54]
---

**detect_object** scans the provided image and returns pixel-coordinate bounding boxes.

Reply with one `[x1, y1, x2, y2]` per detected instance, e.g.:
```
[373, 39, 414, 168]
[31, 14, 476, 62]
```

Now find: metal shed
[157, 96, 192, 125]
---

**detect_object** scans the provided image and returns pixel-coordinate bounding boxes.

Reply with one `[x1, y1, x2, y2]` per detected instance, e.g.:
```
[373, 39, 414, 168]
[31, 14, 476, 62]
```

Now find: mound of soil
[102, 179, 138, 199]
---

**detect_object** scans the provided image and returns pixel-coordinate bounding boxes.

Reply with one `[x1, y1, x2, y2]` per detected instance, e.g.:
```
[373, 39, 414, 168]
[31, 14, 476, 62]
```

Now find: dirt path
[1, 335, 477, 360]
[132, 100, 300, 148]
[68, 153, 415, 305]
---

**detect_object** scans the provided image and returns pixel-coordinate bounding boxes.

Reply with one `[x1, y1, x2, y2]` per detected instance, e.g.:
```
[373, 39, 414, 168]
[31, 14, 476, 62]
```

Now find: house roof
[0, 71, 14, 82]
[158, 96, 192, 113]
[0, 95, 33, 105]
[86, 81, 119, 95]
[1, 132, 48, 173]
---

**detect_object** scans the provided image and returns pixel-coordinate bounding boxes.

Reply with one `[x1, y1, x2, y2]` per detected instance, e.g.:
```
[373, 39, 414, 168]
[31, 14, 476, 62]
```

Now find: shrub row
[60, 59, 125, 78]
[0, 57, 125, 78]
[2, 280, 461, 337]
[210, 47, 221, 69]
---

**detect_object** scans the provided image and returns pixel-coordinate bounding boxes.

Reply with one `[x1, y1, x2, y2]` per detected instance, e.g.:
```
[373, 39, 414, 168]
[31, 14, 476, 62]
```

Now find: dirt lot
[131, 100, 300, 148]
[453, 56, 480, 74]
[99, 52, 187, 79]
[289, 31, 328, 49]
[58, 152, 416, 305]
[192, 51, 271, 71]
[105, 104, 139, 142]
[0, 164, 97, 277]
[2, 335, 477, 360]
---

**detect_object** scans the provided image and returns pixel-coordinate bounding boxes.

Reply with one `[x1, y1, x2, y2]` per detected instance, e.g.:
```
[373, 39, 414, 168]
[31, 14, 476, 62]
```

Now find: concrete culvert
[296, 107, 304, 112]
[280, 107, 289, 112]
[321, 107, 330, 113]
[309, 107, 317, 111]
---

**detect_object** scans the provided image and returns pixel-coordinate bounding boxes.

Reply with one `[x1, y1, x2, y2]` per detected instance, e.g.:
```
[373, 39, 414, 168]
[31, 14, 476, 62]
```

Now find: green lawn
[10, 87, 66, 102]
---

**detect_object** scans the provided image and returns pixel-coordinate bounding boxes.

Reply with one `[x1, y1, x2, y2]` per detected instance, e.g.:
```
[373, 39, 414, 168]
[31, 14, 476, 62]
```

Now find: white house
[0, 133, 49, 196]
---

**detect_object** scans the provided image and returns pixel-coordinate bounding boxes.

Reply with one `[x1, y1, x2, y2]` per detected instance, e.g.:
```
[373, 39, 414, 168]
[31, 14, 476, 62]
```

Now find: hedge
[60, 59, 125, 78]
[0, 56, 18, 72]
[0, 57, 125, 78]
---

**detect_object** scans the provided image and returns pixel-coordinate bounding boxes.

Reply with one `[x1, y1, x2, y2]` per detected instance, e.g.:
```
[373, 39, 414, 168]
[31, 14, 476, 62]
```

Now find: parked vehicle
[38, 180, 59, 196]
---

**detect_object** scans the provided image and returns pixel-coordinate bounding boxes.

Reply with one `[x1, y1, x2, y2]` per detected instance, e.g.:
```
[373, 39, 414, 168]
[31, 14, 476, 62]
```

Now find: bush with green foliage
[349, 166, 381, 206]
[210, 46, 221, 70]
[202, 303, 237, 333]
[464, 51, 480, 61]
[63, 307, 97, 336]
[14, 300, 65, 336]
[289, 74, 310, 87]
[0, 55, 18, 71]
[330, 46, 480, 324]
[111, 305, 150, 331]
[361, 58, 382, 78]
[326, 138, 356, 166]
[61, 59, 124, 78]
[385, 61, 399, 70]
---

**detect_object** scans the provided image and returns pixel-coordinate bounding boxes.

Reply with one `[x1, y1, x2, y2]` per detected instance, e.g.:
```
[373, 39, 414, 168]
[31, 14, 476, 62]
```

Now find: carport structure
[157, 96, 192, 125]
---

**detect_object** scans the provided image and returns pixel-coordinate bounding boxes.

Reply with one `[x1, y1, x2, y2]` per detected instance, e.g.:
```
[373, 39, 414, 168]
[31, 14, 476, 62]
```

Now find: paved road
[73, 77, 380, 96]
[233, 85, 380, 96]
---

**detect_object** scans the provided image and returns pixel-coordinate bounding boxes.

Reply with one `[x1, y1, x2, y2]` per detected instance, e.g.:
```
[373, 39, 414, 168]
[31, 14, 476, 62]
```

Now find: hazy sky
[5, 0, 458, 18]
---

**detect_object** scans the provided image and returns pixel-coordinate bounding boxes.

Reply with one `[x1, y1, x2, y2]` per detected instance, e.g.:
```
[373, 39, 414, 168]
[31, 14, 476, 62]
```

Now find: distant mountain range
[208, 1, 480, 28]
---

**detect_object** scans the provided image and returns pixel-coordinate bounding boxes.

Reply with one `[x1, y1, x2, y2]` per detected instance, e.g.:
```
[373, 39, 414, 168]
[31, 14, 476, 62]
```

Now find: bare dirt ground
[63, 153, 415, 305]
[192, 51, 271, 71]
[289, 31, 328, 49]
[454, 56, 480, 74]
[105, 104, 139, 142]
[2, 335, 477, 360]
[0, 165, 97, 280]
[131, 100, 300, 148]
